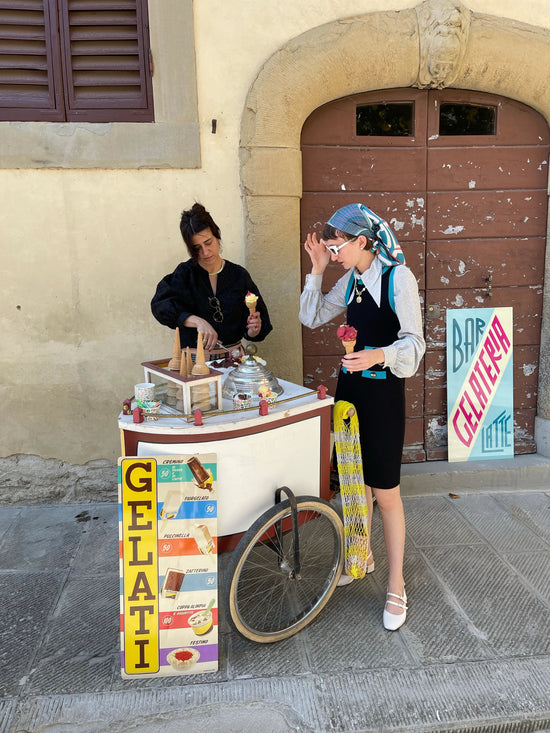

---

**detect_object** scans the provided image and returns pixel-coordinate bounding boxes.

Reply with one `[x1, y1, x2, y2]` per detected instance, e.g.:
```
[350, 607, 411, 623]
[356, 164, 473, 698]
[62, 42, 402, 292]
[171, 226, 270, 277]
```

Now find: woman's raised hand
[304, 232, 330, 275]
[247, 311, 262, 338]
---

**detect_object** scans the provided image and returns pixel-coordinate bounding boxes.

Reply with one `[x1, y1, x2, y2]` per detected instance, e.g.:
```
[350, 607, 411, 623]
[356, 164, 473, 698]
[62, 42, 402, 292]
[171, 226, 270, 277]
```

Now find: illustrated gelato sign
[446, 308, 514, 462]
[118, 454, 218, 678]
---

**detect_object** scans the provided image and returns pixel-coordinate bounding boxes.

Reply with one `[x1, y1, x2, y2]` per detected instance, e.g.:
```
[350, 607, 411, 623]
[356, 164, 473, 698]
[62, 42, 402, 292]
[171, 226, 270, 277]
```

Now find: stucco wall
[2, 0, 550, 485]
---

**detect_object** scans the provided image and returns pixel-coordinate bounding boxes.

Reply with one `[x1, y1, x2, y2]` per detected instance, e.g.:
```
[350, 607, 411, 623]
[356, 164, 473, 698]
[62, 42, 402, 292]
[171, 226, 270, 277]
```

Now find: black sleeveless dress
[334, 267, 405, 489]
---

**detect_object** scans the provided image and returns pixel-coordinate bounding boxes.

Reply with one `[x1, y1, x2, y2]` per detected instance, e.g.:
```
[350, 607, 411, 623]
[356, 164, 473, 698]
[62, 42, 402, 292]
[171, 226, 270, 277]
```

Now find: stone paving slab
[321, 657, 550, 733]
[0, 503, 87, 571]
[0, 493, 549, 732]
[0, 571, 67, 697]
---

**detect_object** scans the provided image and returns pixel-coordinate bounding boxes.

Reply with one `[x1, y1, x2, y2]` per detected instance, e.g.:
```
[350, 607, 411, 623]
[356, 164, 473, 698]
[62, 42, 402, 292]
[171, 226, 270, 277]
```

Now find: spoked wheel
[225, 493, 344, 643]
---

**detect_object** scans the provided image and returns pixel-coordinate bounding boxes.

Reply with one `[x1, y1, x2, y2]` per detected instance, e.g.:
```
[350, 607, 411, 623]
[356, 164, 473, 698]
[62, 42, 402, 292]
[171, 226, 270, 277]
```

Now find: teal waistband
[342, 345, 386, 378]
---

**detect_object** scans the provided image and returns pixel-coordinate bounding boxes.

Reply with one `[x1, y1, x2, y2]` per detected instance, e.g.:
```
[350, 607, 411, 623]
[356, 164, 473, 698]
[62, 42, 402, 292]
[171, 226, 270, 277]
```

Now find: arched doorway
[300, 88, 549, 461]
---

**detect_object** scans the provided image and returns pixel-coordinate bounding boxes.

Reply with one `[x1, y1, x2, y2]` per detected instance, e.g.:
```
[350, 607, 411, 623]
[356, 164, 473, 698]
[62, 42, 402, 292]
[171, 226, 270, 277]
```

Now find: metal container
[222, 345, 284, 399]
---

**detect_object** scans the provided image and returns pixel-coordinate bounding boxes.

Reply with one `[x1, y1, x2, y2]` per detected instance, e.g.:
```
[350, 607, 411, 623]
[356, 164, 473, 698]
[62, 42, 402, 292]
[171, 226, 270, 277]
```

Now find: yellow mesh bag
[333, 400, 369, 579]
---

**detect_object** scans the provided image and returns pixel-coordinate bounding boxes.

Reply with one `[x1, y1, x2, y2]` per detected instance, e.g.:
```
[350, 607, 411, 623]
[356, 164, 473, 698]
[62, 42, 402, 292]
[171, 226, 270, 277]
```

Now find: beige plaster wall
[3, 0, 550, 469]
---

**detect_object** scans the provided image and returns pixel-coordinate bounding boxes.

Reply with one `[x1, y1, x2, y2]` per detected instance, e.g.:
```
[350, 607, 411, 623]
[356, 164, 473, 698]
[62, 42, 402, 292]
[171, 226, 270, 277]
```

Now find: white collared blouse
[299, 257, 425, 378]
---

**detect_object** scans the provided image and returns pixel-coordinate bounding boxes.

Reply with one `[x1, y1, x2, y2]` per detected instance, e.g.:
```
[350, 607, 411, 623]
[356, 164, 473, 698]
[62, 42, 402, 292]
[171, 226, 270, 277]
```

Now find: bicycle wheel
[225, 496, 344, 643]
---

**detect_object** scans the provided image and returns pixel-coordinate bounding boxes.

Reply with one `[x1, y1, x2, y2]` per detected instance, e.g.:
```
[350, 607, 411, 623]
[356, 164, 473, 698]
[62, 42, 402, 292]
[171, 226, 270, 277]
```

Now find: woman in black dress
[151, 203, 272, 358]
[300, 204, 425, 630]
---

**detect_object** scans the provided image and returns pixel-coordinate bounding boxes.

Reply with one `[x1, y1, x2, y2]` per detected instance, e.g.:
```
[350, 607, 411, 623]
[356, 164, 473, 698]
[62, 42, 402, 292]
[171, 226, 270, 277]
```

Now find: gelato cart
[118, 348, 344, 643]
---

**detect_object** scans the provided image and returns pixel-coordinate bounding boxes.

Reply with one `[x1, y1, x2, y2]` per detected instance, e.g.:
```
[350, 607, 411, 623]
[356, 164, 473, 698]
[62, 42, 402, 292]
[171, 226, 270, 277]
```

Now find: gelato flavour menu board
[118, 454, 218, 678]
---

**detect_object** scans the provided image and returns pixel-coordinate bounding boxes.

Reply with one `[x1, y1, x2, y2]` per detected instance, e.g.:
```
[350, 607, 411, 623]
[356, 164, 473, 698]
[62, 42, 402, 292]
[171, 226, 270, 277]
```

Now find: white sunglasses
[323, 237, 357, 256]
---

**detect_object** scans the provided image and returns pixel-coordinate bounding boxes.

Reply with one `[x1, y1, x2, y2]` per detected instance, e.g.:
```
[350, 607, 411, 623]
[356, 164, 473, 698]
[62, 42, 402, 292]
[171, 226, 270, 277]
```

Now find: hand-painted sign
[446, 308, 514, 462]
[119, 454, 218, 678]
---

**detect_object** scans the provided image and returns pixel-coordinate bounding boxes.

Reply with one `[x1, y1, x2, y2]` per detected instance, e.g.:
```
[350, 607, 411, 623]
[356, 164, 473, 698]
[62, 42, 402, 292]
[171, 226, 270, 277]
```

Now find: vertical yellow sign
[121, 458, 159, 675]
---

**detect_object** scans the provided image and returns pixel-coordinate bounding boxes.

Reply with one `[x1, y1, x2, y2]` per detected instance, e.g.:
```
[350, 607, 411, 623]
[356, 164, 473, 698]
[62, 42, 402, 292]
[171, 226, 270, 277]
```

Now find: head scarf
[327, 203, 405, 266]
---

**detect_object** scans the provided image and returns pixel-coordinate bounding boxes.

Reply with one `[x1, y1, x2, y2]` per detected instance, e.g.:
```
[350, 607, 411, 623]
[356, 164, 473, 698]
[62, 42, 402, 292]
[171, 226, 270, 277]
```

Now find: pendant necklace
[355, 279, 367, 303]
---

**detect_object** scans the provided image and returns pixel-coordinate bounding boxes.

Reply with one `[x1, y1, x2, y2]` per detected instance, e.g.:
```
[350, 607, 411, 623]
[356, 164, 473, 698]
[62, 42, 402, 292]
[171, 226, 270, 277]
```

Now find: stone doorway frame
[240, 0, 550, 456]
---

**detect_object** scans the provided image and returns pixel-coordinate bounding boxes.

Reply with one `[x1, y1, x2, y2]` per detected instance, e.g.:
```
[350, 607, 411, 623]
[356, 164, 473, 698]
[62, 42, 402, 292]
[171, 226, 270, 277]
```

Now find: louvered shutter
[58, 0, 153, 122]
[0, 0, 64, 120]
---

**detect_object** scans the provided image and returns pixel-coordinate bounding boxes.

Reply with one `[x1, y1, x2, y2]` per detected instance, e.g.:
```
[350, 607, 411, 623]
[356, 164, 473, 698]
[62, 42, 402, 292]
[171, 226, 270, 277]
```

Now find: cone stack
[179, 350, 188, 378]
[191, 332, 211, 412]
[192, 332, 210, 376]
[168, 328, 181, 371]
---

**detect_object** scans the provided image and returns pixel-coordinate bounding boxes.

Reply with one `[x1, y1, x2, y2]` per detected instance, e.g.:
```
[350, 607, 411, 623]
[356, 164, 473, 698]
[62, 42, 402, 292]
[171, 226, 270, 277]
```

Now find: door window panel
[356, 102, 414, 136]
[439, 103, 496, 135]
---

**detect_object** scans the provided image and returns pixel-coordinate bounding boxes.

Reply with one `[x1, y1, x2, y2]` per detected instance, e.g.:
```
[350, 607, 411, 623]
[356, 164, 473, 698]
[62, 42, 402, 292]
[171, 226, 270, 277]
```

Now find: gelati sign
[118, 454, 218, 678]
[446, 307, 514, 462]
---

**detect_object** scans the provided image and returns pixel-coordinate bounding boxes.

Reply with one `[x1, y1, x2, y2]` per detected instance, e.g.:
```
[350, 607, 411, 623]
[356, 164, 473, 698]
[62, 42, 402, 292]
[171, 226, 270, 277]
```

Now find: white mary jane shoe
[336, 554, 375, 586]
[383, 586, 407, 631]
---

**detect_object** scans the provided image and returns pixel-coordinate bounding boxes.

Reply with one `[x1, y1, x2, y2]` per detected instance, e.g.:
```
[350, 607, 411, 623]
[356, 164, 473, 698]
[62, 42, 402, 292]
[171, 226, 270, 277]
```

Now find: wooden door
[301, 88, 549, 461]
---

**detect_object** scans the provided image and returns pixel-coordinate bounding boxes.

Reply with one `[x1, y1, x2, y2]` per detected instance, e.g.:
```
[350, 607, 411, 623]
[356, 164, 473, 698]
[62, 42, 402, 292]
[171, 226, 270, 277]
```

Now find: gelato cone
[337, 324, 358, 373]
[192, 332, 210, 376]
[245, 291, 258, 314]
[342, 339, 356, 354]
[179, 350, 188, 378]
[186, 346, 193, 375]
[168, 328, 181, 371]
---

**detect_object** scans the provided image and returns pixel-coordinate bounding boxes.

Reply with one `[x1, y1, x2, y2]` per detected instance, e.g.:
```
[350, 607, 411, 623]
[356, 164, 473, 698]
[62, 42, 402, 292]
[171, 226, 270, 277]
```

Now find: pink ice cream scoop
[336, 324, 357, 343]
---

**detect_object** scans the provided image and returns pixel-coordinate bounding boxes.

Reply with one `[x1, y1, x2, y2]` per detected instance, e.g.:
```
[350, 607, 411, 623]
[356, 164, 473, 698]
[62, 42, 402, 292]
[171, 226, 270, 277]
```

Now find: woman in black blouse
[151, 203, 272, 356]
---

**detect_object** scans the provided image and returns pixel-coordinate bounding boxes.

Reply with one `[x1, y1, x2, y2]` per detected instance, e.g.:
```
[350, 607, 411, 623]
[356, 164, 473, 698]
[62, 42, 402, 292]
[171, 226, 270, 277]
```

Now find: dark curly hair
[179, 203, 222, 260]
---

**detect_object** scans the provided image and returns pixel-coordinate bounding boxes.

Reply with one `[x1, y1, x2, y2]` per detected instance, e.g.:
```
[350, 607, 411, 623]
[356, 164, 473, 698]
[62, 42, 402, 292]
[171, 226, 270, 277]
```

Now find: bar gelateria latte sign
[446, 307, 514, 463]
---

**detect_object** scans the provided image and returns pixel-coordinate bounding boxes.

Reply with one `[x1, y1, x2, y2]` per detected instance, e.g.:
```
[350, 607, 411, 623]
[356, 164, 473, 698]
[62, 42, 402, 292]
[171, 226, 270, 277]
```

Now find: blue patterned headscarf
[327, 203, 405, 267]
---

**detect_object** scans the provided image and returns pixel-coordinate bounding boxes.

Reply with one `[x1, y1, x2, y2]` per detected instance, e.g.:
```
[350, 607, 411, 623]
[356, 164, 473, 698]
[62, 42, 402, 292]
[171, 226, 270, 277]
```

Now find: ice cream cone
[168, 328, 181, 371]
[186, 346, 193, 375]
[179, 350, 188, 378]
[342, 339, 356, 373]
[192, 332, 210, 376]
[245, 291, 258, 314]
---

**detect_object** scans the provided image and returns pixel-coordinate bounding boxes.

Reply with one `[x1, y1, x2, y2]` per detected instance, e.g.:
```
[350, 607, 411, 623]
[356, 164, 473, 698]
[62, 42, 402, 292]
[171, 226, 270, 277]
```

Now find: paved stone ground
[0, 488, 549, 732]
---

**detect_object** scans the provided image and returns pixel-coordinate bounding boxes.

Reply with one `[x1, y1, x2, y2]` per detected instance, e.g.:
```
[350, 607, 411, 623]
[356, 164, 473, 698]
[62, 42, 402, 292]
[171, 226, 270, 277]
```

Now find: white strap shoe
[383, 586, 407, 630]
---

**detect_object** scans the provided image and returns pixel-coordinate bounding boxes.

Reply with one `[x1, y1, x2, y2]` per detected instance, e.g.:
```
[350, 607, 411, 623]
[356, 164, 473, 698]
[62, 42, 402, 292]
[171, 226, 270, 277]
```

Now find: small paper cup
[233, 392, 252, 409]
[259, 390, 277, 409]
[141, 401, 160, 421]
[135, 382, 156, 402]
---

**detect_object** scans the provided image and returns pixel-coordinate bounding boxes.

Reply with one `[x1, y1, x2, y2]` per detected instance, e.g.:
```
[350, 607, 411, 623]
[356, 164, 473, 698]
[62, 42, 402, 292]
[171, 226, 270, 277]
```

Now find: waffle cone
[179, 350, 188, 378]
[192, 332, 210, 375]
[343, 340, 356, 354]
[168, 328, 181, 371]
[186, 347, 193, 375]
[247, 304, 256, 314]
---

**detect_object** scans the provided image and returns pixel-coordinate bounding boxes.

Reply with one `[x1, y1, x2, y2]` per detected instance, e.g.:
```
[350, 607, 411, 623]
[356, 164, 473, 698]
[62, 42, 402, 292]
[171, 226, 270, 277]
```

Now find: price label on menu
[118, 454, 218, 678]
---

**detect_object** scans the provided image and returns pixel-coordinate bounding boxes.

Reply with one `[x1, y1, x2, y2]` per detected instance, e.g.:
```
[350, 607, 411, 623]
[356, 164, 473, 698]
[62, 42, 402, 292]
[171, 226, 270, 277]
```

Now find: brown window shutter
[0, 0, 65, 121]
[58, 0, 154, 122]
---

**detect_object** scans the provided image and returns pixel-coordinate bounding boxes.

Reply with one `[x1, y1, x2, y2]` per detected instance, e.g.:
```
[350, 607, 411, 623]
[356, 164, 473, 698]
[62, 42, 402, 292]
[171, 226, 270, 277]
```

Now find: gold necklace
[209, 260, 225, 276]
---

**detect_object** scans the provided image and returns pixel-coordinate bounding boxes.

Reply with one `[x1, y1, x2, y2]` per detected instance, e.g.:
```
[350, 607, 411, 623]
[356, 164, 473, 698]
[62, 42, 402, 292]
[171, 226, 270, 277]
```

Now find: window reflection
[439, 104, 496, 135]
[356, 103, 414, 136]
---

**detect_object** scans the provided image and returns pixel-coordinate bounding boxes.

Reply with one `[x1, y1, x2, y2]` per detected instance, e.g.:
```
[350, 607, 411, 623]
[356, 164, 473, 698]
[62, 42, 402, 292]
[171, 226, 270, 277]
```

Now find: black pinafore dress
[334, 266, 405, 489]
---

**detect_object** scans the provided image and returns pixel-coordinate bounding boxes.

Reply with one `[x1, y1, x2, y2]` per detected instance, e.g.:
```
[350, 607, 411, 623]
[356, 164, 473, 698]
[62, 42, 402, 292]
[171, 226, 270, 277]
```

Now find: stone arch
[240, 2, 550, 454]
